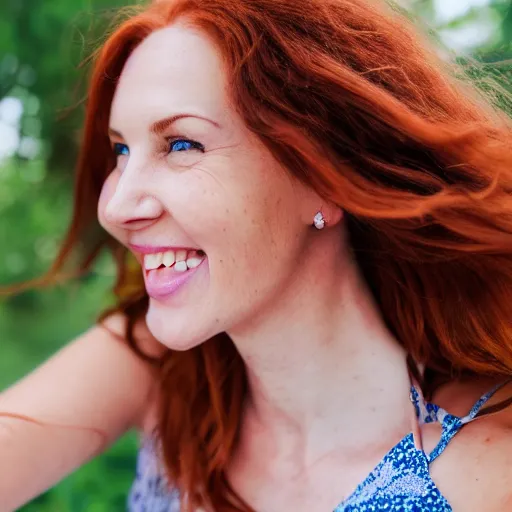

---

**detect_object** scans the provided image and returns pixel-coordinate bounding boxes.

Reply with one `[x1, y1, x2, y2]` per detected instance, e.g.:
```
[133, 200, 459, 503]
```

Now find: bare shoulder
[1, 312, 167, 436]
[465, 408, 512, 511]
[0, 313, 167, 509]
[429, 379, 512, 511]
[99, 313, 167, 432]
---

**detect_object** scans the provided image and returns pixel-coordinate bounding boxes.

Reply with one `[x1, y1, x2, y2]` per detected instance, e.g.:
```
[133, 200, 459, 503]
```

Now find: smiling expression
[97, 23, 324, 349]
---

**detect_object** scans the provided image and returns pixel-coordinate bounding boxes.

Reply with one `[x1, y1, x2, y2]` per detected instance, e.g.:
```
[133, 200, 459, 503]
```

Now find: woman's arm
[0, 314, 165, 511]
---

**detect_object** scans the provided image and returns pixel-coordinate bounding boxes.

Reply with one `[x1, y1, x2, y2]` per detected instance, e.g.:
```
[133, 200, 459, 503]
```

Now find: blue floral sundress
[128, 382, 507, 511]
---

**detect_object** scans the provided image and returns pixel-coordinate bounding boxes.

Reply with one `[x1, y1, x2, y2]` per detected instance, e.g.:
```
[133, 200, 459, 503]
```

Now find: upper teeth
[143, 250, 204, 271]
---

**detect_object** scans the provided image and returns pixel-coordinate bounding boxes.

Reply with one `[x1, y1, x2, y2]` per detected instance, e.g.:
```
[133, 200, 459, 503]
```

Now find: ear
[320, 202, 343, 227]
[297, 183, 343, 228]
[308, 201, 343, 228]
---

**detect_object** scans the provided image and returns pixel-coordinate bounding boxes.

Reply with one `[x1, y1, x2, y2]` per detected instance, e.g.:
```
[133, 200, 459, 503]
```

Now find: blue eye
[169, 139, 204, 153]
[113, 143, 129, 156]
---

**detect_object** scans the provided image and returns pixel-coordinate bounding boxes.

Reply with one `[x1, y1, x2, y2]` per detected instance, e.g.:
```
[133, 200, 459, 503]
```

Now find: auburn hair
[46, 0, 512, 510]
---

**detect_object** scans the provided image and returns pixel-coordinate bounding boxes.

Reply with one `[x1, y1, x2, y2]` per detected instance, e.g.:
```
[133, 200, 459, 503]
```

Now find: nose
[103, 169, 163, 230]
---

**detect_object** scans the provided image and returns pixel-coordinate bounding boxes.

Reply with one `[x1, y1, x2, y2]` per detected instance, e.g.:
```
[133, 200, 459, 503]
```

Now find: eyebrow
[108, 113, 221, 139]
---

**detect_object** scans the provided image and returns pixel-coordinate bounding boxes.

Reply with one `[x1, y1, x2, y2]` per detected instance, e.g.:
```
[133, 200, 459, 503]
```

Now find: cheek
[193, 177, 294, 275]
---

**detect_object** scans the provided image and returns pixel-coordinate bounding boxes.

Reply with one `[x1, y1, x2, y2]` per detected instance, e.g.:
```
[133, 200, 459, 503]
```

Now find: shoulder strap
[427, 379, 512, 463]
[463, 381, 511, 421]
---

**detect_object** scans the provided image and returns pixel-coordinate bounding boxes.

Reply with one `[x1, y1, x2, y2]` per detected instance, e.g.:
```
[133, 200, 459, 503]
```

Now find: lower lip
[143, 259, 206, 299]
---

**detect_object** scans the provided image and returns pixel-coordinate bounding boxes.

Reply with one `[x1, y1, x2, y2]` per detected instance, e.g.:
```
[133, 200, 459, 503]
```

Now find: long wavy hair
[46, 0, 512, 510]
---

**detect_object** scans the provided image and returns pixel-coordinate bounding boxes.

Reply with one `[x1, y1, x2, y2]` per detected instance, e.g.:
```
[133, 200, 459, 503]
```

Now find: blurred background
[0, 0, 511, 510]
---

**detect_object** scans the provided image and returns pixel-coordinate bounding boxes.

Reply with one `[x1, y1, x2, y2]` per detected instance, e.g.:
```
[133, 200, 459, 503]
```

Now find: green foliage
[0, 0, 511, 510]
[0, 0, 146, 170]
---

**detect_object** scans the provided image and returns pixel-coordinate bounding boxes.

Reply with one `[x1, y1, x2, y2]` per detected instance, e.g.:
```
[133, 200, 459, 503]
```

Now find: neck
[228, 233, 412, 459]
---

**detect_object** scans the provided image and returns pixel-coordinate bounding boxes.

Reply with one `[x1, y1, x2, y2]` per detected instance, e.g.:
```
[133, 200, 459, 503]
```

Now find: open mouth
[140, 248, 208, 300]
[143, 249, 206, 274]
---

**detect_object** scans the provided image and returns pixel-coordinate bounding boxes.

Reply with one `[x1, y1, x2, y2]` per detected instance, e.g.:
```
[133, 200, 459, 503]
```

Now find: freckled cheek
[179, 174, 269, 261]
[182, 182, 236, 236]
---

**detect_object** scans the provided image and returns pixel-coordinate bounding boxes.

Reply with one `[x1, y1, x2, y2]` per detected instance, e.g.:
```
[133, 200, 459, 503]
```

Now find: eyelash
[113, 142, 129, 156]
[166, 138, 205, 153]
[112, 138, 205, 157]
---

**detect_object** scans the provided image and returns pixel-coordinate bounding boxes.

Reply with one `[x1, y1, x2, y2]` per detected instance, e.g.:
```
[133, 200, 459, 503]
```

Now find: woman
[1, 0, 512, 510]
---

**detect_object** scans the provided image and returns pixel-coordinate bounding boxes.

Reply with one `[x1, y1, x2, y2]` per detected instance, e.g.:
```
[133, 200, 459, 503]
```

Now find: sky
[434, 0, 499, 50]
[435, 0, 491, 21]
[0, 0, 500, 163]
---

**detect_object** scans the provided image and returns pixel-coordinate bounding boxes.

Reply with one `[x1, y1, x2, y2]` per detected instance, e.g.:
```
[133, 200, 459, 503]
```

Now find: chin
[145, 301, 210, 351]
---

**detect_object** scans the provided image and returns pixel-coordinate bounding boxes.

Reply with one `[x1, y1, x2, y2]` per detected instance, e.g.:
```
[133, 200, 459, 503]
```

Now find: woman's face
[98, 24, 325, 349]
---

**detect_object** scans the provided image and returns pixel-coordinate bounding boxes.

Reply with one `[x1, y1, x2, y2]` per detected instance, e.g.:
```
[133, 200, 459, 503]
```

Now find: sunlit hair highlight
[49, 0, 512, 510]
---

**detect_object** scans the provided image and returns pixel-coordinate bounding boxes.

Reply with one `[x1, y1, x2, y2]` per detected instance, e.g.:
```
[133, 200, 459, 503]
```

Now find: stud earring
[313, 211, 325, 230]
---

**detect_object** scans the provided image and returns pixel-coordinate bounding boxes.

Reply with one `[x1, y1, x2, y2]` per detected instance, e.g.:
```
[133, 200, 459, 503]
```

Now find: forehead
[110, 24, 228, 128]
